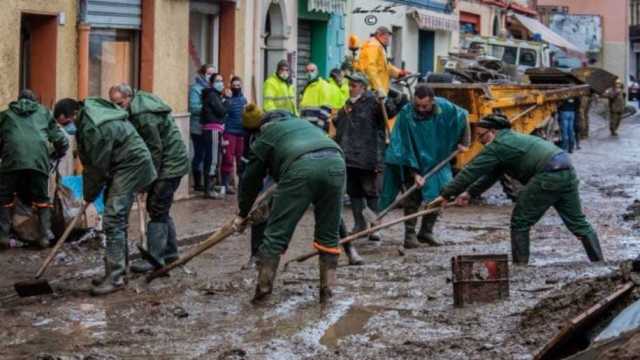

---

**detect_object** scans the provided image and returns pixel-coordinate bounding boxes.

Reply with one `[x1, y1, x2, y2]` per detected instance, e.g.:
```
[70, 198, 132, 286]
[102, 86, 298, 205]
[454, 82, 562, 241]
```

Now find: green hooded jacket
[129, 91, 189, 179]
[0, 99, 68, 175]
[76, 98, 157, 202]
[238, 116, 342, 216]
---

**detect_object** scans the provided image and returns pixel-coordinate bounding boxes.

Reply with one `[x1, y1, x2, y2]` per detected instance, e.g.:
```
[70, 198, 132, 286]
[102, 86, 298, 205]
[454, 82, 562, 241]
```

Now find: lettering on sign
[364, 15, 378, 26]
[353, 5, 398, 15]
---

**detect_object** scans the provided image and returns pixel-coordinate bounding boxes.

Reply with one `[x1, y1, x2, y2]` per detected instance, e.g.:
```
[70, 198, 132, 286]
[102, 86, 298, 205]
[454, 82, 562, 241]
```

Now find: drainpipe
[77, 23, 90, 100]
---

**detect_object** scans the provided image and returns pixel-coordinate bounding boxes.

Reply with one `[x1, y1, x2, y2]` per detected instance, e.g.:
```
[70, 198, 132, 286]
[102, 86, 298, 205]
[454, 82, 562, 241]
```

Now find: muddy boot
[579, 232, 604, 262]
[511, 230, 530, 265]
[242, 256, 258, 270]
[350, 198, 367, 234]
[36, 207, 52, 249]
[417, 213, 442, 247]
[342, 242, 364, 266]
[92, 257, 110, 286]
[192, 170, 203, 192]
[163, 218, 179, 264]
[366, 198, 382, 242]
[91, 259, 126, 296]
[319, 253, 338, 304]
[0, 206, 11, 249]
[252, 255, 280, 304]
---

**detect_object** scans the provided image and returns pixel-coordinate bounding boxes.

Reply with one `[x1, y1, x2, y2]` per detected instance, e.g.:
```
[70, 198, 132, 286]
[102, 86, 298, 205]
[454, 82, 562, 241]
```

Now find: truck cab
[460, 35, 551, 71]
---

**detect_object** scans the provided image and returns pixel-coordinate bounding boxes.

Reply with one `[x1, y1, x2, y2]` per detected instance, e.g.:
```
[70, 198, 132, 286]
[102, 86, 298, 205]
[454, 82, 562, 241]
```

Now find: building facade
[347, 0, 460, 75]
[535, 0, 630, 83]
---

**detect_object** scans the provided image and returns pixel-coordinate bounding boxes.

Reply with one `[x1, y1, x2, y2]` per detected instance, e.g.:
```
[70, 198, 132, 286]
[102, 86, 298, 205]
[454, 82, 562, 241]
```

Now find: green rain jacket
[238, 116, 342, 217]
[263, 74, 298, 115]
[380, 97, 468, 206]
[76, 98, 157, 202]
[0, 99, 68, 175]
[441, 129, 563, 199]
[129, 91, 189, 180]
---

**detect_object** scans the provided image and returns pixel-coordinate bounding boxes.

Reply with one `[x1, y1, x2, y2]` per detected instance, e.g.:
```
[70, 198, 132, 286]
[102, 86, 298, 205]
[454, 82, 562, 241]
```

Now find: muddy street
[2, 112, 640, 360]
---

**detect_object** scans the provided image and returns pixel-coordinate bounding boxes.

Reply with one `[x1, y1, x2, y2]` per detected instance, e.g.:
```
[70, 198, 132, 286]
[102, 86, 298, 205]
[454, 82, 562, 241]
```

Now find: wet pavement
[2, 111, 640, 359]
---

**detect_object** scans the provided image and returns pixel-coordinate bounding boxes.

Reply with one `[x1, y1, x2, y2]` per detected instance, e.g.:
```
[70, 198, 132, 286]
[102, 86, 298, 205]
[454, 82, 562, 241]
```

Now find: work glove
[231, 215, 247, 234]
[399, 69, 411, 78]
[376, 89, 387, 100]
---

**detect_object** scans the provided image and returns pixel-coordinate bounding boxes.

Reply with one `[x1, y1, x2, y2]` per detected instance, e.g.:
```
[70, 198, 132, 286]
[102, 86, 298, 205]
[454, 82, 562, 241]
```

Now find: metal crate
[452, 254, 509, 307]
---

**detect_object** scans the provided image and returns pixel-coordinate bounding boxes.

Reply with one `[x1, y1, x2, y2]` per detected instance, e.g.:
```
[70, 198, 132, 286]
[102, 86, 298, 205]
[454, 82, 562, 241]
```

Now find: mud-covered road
[2, 111, 640, 360]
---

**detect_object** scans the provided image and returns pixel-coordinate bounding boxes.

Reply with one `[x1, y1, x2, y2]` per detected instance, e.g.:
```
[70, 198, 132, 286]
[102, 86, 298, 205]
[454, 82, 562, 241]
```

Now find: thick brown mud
[1, 112, 640, 359]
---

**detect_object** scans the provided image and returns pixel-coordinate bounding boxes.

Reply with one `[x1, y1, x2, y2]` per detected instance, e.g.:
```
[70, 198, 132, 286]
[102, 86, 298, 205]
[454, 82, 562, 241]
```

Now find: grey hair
[109, 83, 133, 98]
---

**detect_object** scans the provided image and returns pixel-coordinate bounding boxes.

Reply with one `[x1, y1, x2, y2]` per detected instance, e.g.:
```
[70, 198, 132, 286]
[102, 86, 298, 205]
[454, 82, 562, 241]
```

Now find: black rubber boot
[366, 197, 382, 242]
[92, 257, 109, 286]
[343, 242, 364, 266]
[319, 253, 338, 304]
[511, 230, 530, 265]
[350, 197, 367, 233]
[193, 170, 203, 192]
[417, 212, 442, 246]
[579, 232, 604, 262]
[36, 207, 52, 249]
[164, 218, 179, 264]
[0, 206, 11, 249]
[252, 255, 280, 304]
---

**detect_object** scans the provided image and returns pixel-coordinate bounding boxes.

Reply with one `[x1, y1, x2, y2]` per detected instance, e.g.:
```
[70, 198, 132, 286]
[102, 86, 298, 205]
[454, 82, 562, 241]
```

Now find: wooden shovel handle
[35, 202, 89, 279]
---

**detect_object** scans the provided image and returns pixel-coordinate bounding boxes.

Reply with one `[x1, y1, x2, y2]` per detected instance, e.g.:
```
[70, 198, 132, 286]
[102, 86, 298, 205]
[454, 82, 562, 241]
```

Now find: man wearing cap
[381, 84, 470, 249]
[234, 111, 346, 304]
[436, 114, 603, 265]
[263, 60, 298, 116]
[356, 26, 409, 98]
[300, 63, 332, 110]
[333, 72, 407, 248]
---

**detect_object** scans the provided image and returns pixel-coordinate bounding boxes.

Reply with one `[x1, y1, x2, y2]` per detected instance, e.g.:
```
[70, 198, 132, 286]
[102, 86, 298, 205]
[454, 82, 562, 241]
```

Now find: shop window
[519, 48, 537, 67]
[89, 29, 140, 97]
[460, 22, 478, 35]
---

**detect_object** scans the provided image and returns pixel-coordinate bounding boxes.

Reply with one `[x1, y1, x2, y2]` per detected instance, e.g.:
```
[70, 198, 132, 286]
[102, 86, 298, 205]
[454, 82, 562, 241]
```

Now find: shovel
[134, 195, 162, 268]
[14, 202, 90, 297]
[284, 199, 445, 269]
[146, 185, 276, 282]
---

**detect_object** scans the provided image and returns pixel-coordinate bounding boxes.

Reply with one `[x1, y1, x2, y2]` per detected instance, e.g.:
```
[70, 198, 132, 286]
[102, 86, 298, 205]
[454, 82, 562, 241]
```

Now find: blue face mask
[63, 122, 77, 135]
[213, 81, 224, 92]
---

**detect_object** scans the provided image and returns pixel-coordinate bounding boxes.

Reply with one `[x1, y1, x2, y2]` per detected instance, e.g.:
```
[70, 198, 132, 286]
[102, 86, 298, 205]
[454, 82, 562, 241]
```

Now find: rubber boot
[192, 170, 203, 192]
[164, 217, 179, 264]
[366, 197, 382, 242]
[319, 253, 338, 304]
[244, 222, 266, 270]
[511, 230, 530, 265]
[36, 207, 52, 249]
[404, 211, 420, 249]
[91, 258, 126, 296]
[252, 255, 280, 304]
[350, 197, 367, 234]
[0, 206, 11, 249]
[339, 222, 364, 265]
[132, 221, 167, 273]
[91, 256, 109, 286]
[579, 232, 604, 262]
[417, 212, 442, 246]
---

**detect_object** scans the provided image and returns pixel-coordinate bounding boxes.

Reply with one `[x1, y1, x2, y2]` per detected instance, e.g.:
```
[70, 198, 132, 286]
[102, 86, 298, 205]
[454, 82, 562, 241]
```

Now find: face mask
[63, 122, 77, 135]
[232, 88, 242, 96]
[213, 81, 224, 92]
[278, 71, 289, 81]
[307, 71, 318, 81]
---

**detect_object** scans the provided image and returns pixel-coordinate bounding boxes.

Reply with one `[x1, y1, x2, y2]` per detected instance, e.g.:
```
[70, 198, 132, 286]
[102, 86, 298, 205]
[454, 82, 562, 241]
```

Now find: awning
[308, 0, 346, 14]
[409, 8, 459, 32]
[512, 14, 585, 56]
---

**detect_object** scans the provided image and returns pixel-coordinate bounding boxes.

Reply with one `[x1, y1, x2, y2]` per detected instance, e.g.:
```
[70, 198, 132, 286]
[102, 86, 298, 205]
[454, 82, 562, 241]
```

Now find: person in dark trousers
[201, 73, 231, 198]
[234, 111, 346, 304]
[437, 114, 603, 265]
[557, 97, 579, 153]
[109, 84, 190, 273]
[332, 72, 407, 248]
[0, 93, 69, 249]
[189, 64, 215, 192]
[221, 76, 248, 194]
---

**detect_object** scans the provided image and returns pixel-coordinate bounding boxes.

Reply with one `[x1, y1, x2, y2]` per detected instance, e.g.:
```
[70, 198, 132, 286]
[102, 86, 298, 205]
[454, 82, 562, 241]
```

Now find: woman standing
[188, 64, 215, 191]
[201, 73, 231, 198]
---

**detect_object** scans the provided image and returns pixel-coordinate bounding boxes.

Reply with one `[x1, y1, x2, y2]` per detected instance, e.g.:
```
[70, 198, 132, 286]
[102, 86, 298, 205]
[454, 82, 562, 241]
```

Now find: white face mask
[350, 94, 362, 103]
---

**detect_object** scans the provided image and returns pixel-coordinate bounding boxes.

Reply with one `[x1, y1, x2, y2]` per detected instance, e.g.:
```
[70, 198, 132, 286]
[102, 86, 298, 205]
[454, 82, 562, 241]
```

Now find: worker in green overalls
[233, 110, 346, 304]
[436, 114, 603, 265]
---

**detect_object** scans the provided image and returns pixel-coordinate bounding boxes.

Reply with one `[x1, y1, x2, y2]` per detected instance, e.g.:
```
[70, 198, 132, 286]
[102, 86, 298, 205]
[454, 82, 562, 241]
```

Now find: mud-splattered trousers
[145, 177, 182, 265]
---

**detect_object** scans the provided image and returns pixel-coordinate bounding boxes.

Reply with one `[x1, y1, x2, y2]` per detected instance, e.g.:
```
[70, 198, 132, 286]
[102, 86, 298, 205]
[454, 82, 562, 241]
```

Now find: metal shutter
[85, 0, 142, 29]
[297, 21, 312, 96]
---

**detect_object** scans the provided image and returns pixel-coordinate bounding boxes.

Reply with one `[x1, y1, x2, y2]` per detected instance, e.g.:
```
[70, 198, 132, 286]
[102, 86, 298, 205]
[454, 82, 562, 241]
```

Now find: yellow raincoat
[355, 37, 401, 95]
[263, 74, 298, 115]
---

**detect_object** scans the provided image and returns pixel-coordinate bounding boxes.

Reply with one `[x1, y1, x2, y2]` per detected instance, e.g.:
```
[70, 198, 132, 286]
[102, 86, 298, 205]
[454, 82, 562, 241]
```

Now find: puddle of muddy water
[319, 305, 376, 348]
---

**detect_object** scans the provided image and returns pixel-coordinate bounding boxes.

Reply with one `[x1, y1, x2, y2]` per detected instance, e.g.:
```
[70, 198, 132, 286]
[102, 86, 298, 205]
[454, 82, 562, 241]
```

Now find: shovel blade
[14, 279, 53, 297]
